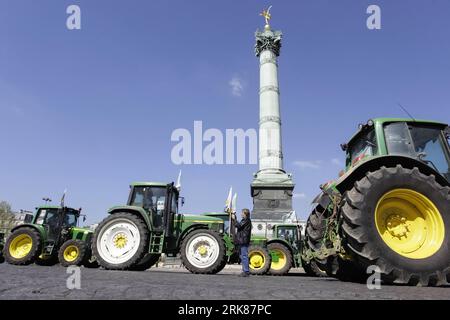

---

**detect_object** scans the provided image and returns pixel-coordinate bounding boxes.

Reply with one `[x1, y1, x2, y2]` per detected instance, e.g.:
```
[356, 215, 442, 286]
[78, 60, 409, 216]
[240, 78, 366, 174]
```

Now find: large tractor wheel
[181, 229, 227, 274]
[4, 227, 42, 265]
[92, 212, 149, 270]
[304, 205, 335, 276]
[248, 245, 271, 275]
[302, 260, 327, 277]
[341, 165, 450, 286]
[58, 239, 88, 267]
[267, 243, 292, 275]
[129, 253, 161, 271]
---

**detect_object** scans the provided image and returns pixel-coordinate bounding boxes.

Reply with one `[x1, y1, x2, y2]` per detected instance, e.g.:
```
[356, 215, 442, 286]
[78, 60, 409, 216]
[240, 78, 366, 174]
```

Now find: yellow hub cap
[63, 245, 79, 262]
[249, 251, 265, 269]
[270, 249, 287, 270]
[113, 233, 128, 249]
[198, 245, 208, 255]
[9, 234, 33, 259]
[375, 188, 445, 259]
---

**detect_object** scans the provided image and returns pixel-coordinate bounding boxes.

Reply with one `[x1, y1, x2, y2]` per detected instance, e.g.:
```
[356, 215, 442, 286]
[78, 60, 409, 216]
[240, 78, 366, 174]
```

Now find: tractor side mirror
[180, 197, 185, 207]
[83, 216, 87, 222]
[445, 126, 450, 139]
[340, 143, 348, 151]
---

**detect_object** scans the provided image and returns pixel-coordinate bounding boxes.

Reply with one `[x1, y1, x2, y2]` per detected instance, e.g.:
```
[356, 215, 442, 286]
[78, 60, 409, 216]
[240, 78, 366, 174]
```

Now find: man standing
[232, 208, 252, 277]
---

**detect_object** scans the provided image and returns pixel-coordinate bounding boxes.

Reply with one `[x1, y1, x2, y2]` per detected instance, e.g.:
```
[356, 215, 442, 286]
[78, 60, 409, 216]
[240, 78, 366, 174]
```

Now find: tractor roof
[36, 206, 80, 212]
[130, 182, 169, 188]
[346, 117, 448, 146]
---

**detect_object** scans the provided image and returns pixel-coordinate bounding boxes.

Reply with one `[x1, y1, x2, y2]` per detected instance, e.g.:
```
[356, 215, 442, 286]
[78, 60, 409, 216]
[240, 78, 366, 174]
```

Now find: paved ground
[0, 263, 449, 300]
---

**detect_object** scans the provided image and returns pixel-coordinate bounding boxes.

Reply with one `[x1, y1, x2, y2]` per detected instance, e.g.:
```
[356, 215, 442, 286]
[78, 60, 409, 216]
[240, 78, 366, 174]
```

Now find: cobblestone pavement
[0, 263, 449, 300]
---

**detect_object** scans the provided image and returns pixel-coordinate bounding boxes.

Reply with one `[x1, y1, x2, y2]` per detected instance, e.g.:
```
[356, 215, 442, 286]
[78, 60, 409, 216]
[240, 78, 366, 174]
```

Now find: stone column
[251, 25, 295, 223]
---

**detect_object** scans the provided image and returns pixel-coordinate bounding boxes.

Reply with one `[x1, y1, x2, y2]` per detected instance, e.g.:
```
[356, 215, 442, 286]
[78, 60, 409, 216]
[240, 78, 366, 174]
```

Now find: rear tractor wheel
[4, 227, 42, 265]
[267, 243, 292, 276]
[341, 165, 450, 286]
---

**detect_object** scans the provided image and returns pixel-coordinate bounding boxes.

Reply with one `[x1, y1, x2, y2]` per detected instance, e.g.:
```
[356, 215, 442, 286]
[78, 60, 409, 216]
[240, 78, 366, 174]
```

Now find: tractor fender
[176, 224, 213, 249]
[107, 206, 153, 230]
[311, 192, 332, 209]
[9, 224, 46, 243]
[267, 239, 293, 255]
[335, 155, 450, 193]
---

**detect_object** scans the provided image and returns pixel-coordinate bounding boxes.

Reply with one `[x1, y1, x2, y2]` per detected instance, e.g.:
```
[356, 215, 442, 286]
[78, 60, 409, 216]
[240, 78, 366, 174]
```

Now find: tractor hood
[181, 214, 224, 224]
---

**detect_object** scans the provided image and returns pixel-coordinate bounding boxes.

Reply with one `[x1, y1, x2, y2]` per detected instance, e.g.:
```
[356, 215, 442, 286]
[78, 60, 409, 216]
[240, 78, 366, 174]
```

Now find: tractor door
[163, 184, 177, 236]
[35, 208, 64, 242]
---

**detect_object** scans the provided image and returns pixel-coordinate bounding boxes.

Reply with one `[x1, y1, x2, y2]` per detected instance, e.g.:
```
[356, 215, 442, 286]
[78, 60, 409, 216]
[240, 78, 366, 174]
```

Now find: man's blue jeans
[239, 245, 249, 274]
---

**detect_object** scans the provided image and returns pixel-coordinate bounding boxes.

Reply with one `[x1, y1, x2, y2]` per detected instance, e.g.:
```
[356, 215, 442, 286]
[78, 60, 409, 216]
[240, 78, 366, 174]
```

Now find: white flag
[224, 187, 233, 212]
[231, 193, 237, 214]
[175, 170, 182, 191]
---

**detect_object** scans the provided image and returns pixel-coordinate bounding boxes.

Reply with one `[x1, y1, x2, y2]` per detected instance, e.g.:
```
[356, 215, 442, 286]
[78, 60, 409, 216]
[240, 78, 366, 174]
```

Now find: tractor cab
[273, 224, 302, 251]
[127, 182, 179, 232]
[33, 206, 81, 252]
[342, 119, 450, 182]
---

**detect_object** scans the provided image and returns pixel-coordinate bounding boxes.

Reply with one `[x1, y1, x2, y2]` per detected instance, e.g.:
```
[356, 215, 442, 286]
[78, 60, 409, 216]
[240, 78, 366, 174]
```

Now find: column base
[250, 172, 295, 222]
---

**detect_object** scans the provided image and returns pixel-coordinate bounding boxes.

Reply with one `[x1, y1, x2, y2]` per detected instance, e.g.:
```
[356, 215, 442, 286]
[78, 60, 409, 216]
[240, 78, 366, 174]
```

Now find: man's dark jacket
[234, 217, 252, 245]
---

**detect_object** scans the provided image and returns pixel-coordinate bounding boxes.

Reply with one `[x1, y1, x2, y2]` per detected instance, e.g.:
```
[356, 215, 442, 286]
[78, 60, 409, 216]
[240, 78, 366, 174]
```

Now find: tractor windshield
[384, 122, 450, 180]
[35, 208, 78, 233]
[348, 129, 378, 167]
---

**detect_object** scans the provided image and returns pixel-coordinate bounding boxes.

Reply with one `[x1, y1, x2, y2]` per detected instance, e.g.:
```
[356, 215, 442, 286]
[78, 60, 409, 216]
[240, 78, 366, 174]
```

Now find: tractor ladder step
[149, 233, 165, 254]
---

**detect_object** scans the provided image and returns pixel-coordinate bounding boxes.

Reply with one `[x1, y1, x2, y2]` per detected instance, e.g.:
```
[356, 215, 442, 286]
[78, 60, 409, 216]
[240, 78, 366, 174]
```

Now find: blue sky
[1, 0, 449, 225]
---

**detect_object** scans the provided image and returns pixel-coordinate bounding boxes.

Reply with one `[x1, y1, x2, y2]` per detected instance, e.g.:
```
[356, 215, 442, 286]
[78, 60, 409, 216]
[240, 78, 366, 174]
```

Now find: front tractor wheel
[181, 229, 227, 274]
[58, 239, 88, 267]
[92, 212, 149, 270]
[248, 246, 271, 275]
[4, 228, 42, 265]
[342, 165, 450, 286]
[267, 243, 292, 276]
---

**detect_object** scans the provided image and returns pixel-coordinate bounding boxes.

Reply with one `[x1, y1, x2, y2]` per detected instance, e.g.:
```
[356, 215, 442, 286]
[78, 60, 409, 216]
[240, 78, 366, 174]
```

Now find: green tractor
[203, 212, 306, 276]
[3, 205, 96, 267]
[92, 182, 228, 273]
[303, 118, 450, 286]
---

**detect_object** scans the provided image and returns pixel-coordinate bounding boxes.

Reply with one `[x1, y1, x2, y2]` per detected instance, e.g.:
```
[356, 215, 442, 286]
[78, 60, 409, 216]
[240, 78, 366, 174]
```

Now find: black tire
[129, 253, 161, 271]
[58, 239, 88, 267]
[180, 229, 227, 274]
[304, 205, 335, 276]
[248, 245, 271, 275]
[92, 212, 149, 270]
[267, 242, 292, 276]
[341, 165, 450, 286]
[302, 259, 327, 277]
[4, 227, 42, 265]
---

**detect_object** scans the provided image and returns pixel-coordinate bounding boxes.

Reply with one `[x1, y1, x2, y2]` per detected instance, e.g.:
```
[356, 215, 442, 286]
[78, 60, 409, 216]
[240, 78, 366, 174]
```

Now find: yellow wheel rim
[249, 250, 265, 269]
[113, 233, 128, 249]
[63, 245, 79, 262]
[375, 188, 445, 259]
[9, 234, 33, 259]
[270, 249, 287, 271]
